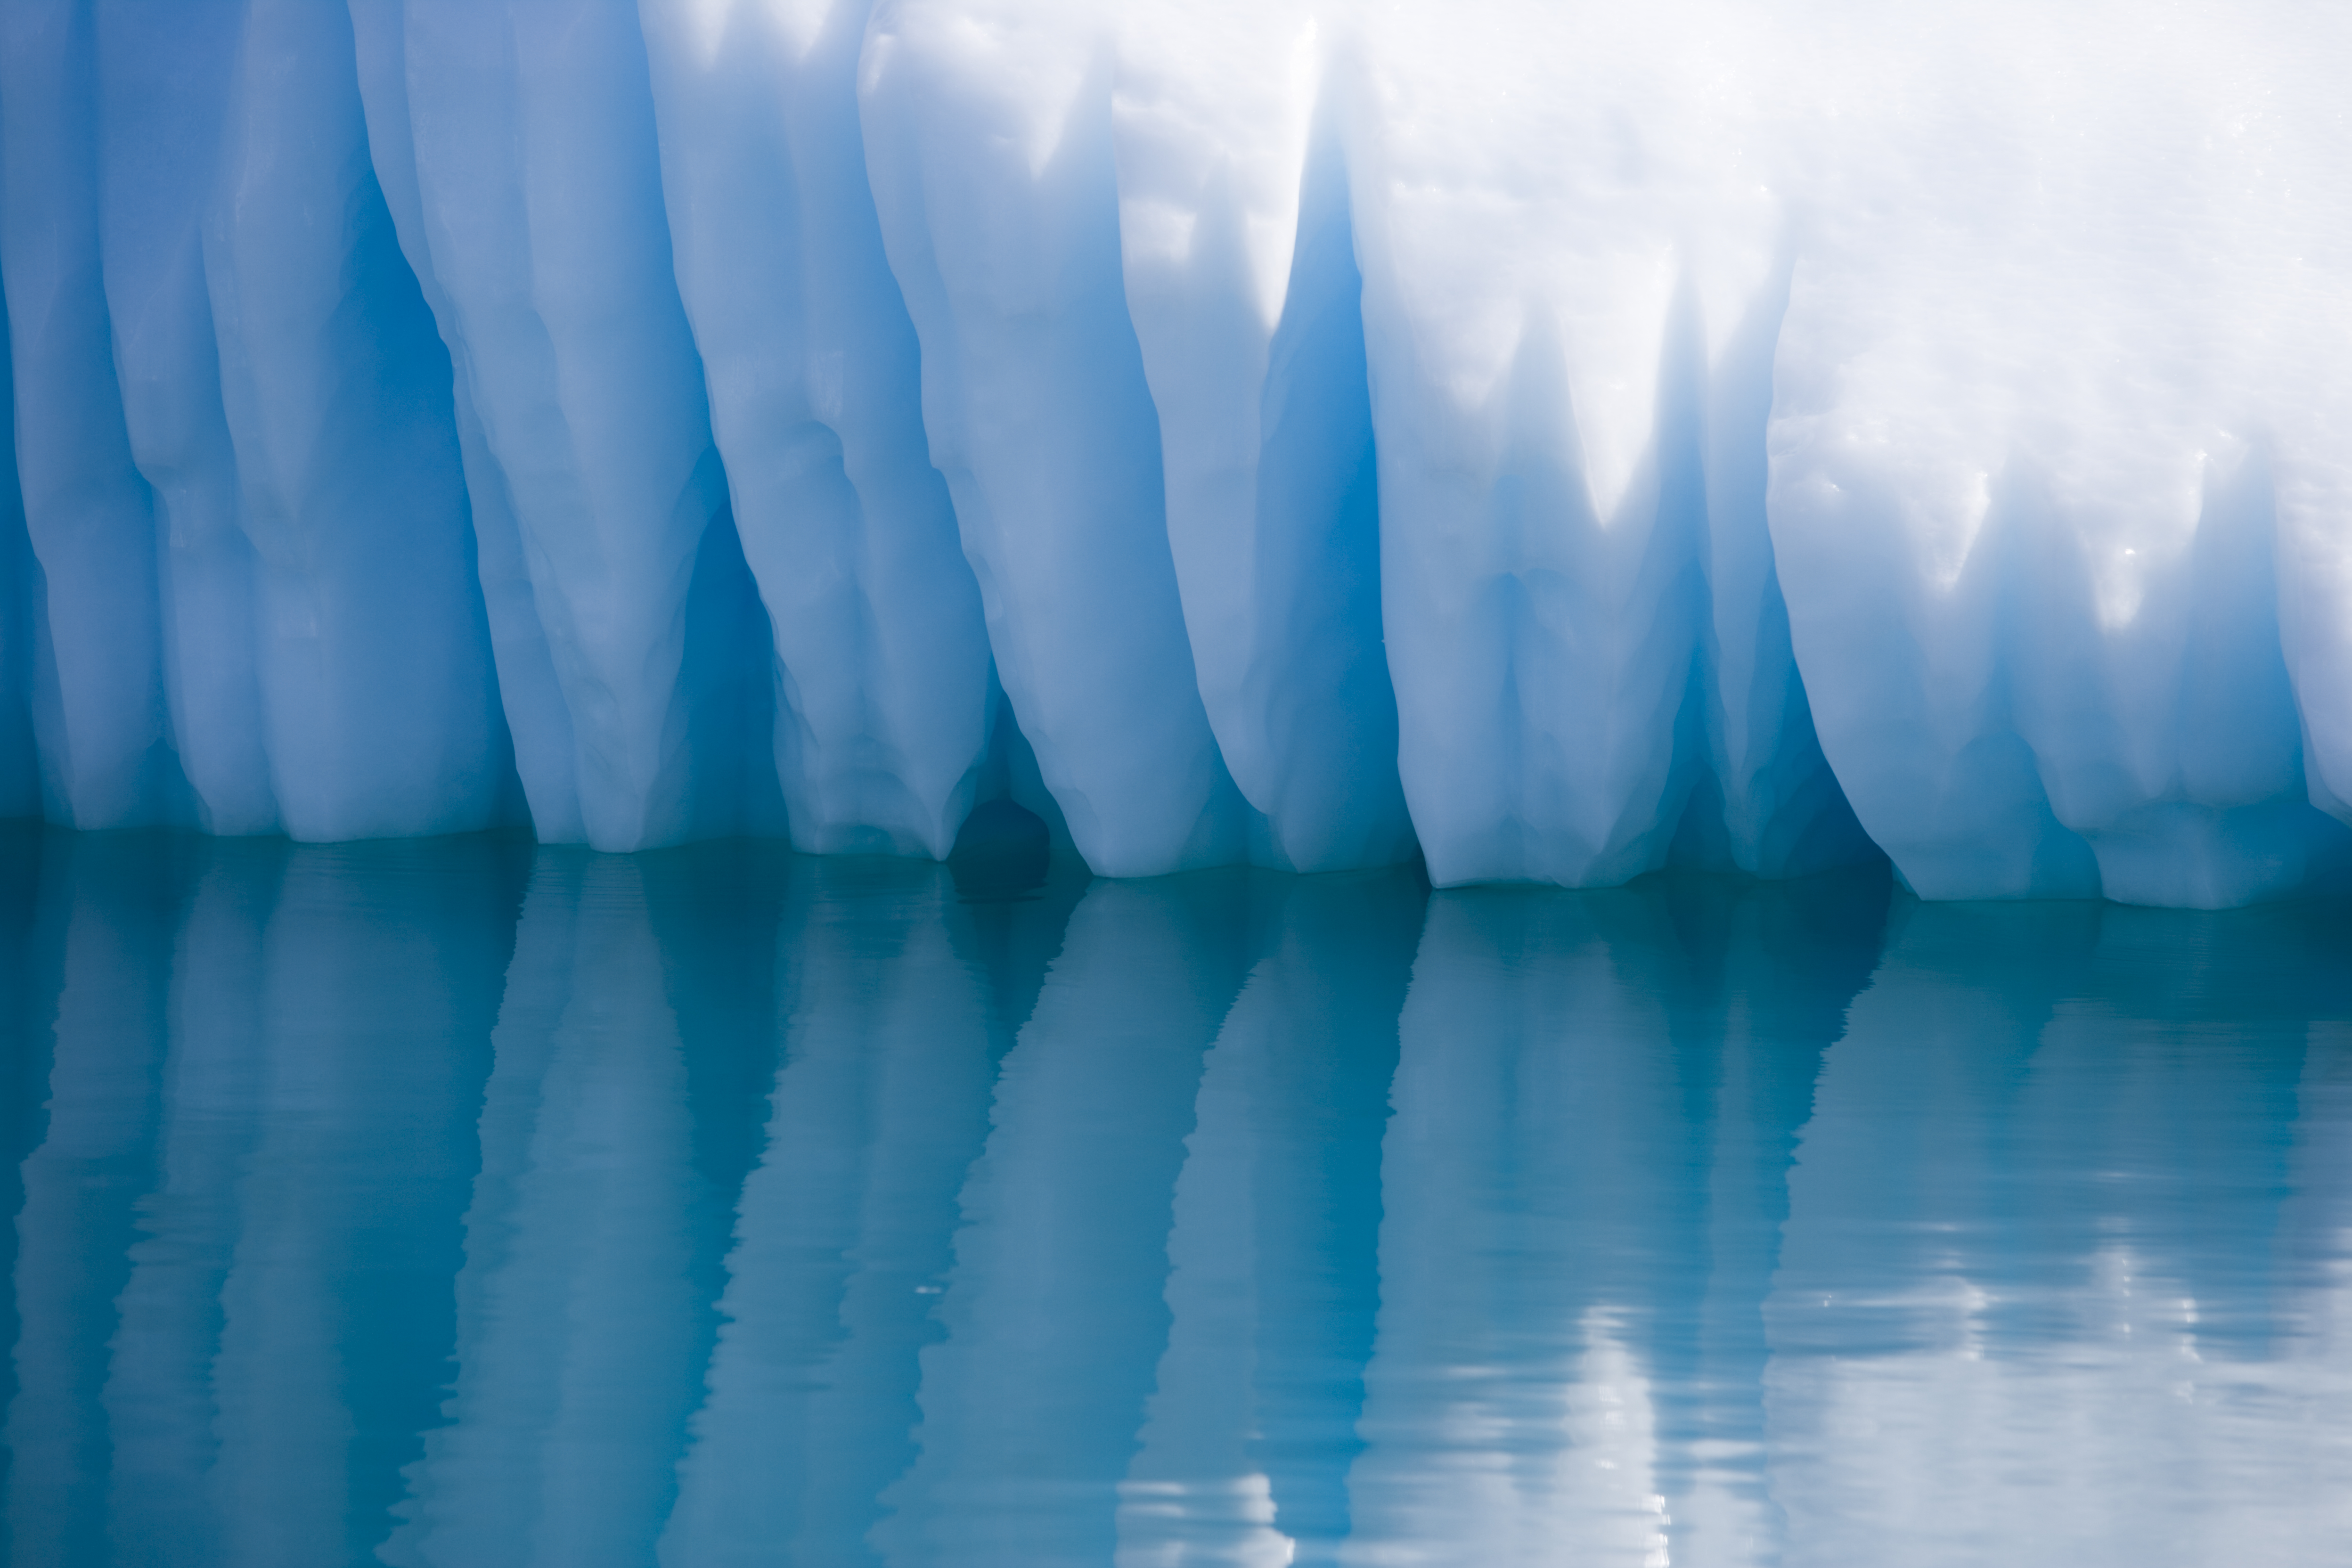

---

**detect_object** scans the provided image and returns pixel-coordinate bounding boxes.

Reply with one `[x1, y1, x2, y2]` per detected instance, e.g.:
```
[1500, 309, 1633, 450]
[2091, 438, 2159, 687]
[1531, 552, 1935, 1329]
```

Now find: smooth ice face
[1110, 0, 1414, 874]
[0, 0, 2346, 905]
[4, 0, 184, 830]
[209, 0, 513, 842]
[639, 0, 997, 859]
[858, 0, 1267, 878]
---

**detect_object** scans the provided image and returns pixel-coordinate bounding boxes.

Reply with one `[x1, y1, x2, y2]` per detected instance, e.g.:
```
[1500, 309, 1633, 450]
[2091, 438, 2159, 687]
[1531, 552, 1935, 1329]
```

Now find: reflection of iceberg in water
[1764, 900, 2352, 1567]
[1, 830, 521, 1566]
[384, 852, 730, 1568]
[4, 829, 2352, 1566]
[103, 844, 274, 1568]
[207, 841, 513, 1568]
[656, 853, 1074, 1568]
[1116, 870, 1424, 1568]
[7, 833, 182, 1568]
[873, 874, 1260, 1568]
[1348, 889, 1688, 1567]
[1344, 873, 1887, 1568]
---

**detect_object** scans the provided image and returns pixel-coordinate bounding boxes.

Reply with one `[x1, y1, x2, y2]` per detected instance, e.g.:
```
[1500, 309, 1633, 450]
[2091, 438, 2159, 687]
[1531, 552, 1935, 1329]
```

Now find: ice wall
[2, 0, 2348, 905]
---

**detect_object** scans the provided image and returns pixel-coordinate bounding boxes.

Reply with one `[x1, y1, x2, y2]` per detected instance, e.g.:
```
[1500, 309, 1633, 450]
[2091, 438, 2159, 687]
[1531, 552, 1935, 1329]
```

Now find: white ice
[3, 0, 2348, 906]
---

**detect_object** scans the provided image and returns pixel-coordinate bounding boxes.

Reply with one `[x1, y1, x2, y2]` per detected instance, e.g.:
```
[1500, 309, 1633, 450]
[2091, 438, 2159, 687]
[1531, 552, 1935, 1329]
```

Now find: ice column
[345, 0, 580, 840]
[351, 0, 780, 851]
[859, 0, 1258, 877]
[6, 2, 519, 840]
[92, 0, 272, 835]
[1111, 1, 1414, 873]
[0, 316, 41, 817]
[637, 0, 997, 858]
[205, 0, 514, 839]
[0, 2, 188, 828]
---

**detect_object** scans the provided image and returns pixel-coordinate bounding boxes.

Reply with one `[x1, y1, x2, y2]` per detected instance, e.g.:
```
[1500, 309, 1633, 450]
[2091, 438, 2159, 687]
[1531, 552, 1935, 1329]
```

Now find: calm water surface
[3, 823, 2349, 1567]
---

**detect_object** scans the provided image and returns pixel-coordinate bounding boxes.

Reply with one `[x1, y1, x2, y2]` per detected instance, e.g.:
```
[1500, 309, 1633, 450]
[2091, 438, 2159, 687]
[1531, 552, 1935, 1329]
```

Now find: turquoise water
[3, 823, 2349, 1567]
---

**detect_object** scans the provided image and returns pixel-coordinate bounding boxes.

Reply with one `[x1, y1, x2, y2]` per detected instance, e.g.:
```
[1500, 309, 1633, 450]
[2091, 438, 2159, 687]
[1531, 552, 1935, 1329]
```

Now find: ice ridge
[2, 0, 2347, 908]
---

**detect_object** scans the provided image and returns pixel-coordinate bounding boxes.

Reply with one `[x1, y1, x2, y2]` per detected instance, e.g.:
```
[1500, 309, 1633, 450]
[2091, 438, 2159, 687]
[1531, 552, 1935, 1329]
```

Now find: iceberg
[2, 0, 2346, 906]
